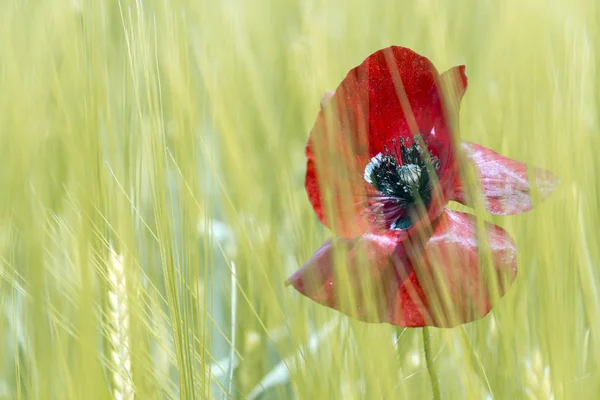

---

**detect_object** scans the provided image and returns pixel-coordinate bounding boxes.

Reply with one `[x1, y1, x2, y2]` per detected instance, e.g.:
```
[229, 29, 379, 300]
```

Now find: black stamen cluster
[364, 135, 440, 230]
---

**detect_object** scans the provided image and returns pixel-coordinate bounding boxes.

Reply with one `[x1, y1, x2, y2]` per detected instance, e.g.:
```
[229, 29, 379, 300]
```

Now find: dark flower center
[363, 135, 440, 230]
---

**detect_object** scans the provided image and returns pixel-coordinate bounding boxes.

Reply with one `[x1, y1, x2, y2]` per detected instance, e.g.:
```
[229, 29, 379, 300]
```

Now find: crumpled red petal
[287, 210, 517, 327]
[452, 142, 559, 215]
[305, 47, 466, 238]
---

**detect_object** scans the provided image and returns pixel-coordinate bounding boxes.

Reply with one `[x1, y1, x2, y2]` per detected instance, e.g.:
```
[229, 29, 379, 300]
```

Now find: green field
[1, 0, 598, 398]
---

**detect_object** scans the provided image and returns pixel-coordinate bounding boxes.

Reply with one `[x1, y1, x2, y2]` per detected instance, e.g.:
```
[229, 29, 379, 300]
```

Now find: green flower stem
[423, 327, 441, 400]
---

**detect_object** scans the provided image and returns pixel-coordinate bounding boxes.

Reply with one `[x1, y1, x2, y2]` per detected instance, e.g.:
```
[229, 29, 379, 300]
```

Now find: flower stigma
[363, 135, 440, 230]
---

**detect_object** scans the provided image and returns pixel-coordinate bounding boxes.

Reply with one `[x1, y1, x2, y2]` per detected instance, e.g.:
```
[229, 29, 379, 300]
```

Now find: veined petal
[288, 210, 517, 328]
[452, 142, 559, 215]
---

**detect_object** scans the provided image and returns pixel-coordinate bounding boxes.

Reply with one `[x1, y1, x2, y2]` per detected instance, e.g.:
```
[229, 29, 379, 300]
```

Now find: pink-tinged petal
[452, 142, 559, 215]
[286, 233, 403, 323]
[306, 47, 467, 238]
[398, 210, 517, 327]
[320, 90, 335, 109]
[288, 210, 517, 327]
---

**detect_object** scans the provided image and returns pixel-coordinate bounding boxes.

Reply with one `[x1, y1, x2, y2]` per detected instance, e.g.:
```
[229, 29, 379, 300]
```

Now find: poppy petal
[286, 233, 405, 323]
[452, 142, 559, 215]
[400, 210, 518, 327]
[306, 47, 458, 238]
[421, 65, 470, 223]
[427, 65, 468, 174]
[320, 90, 335, 109]
[288, 210, 517, 327]
[436, 65, 468, 104]
[366, 47, 440, 154]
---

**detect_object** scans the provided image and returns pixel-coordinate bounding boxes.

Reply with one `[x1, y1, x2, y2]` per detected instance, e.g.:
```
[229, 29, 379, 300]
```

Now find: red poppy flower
[288, 46, 558, 327]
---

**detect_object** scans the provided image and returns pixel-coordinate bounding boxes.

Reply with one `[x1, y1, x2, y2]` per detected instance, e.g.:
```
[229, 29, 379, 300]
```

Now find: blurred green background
[0, 0, 598, 398]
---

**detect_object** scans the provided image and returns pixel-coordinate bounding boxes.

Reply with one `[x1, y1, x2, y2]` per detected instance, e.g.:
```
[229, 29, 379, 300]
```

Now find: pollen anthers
[364, 135, 440, 230]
